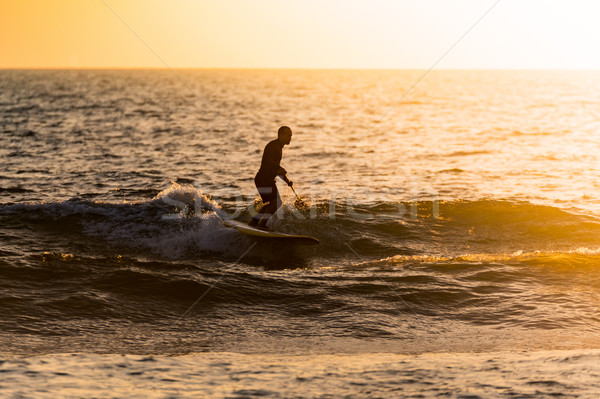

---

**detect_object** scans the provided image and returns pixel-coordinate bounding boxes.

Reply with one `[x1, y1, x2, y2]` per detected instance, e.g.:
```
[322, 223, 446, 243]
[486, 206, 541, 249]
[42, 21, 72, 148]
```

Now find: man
[249, 126, 294, 228]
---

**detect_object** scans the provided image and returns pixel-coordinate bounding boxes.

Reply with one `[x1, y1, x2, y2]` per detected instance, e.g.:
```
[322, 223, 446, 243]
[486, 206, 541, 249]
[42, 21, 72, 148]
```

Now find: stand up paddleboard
[223, 219, 319, 246]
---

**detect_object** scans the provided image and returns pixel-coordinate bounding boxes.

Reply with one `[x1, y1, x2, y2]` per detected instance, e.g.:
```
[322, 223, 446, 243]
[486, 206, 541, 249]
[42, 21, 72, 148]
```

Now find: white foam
[154, 181, 226, 218]
[1, 183, 252, 259]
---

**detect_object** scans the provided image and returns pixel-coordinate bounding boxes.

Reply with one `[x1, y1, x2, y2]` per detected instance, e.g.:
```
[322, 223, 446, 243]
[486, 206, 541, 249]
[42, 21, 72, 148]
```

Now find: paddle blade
[293, 196, 310, 210]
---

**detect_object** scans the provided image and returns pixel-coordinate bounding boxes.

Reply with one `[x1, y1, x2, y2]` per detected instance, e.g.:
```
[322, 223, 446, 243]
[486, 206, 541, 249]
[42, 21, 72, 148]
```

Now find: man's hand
[282, 175, 293, 187]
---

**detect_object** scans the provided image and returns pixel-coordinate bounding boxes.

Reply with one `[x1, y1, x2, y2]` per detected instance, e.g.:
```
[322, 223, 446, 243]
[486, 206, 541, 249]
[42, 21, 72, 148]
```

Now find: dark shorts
[254, 174, 278, 203]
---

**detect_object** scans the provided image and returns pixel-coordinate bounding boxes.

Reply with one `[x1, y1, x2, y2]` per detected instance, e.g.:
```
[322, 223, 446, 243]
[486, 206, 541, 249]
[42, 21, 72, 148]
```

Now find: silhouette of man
[249, 126, 293, 228]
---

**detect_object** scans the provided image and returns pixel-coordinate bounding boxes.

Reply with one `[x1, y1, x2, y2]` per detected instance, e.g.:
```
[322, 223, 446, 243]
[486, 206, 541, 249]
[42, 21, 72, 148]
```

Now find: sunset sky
[1, 0, 600, 69]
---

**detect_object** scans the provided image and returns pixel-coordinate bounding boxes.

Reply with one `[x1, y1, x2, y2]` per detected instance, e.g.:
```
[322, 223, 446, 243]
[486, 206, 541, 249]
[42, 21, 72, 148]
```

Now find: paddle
[289, 184, 309, 209]
[290, 184, 300, 198]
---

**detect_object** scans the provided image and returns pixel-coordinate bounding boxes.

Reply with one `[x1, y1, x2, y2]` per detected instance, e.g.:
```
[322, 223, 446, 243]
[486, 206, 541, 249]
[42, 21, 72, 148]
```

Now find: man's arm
[278, 168, 293, 186]
[262, 141, 283, 173]
[263, 141, 292, 186]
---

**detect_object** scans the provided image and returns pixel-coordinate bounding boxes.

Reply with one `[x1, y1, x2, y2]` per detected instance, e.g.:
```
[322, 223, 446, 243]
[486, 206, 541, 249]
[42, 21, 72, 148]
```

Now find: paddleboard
[223, 219, 319, 245]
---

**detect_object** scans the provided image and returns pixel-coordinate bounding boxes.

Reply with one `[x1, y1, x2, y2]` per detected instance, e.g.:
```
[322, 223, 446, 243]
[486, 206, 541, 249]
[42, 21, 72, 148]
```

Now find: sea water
[2, 69, 600, 397]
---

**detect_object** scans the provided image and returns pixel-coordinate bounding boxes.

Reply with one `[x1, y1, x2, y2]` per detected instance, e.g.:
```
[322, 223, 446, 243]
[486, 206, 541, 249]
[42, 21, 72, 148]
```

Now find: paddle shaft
[289, 184, 308, 207]
[290, 185, 300, 199]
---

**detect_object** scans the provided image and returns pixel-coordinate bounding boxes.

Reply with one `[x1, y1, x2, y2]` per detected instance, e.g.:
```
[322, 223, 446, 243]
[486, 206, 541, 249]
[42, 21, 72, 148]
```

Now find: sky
[1, 0, 600, 69]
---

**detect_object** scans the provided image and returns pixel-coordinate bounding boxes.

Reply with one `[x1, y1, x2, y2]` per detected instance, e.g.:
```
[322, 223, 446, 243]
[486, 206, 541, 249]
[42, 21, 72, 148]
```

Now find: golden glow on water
[6, 351, 600, 397]
[3, 0, 600, 68]
[377, 249, 600, 268]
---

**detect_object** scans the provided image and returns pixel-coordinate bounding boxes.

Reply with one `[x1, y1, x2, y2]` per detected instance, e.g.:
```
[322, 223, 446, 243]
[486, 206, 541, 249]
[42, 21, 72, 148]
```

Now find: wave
[2, 246, 600, 337]
[2, 183, 600, 262]
[3, 184, 600, 341]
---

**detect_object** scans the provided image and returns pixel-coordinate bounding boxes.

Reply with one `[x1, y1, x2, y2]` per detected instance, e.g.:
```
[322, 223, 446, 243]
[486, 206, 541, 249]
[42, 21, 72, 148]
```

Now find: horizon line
[2, 66, 600, 71]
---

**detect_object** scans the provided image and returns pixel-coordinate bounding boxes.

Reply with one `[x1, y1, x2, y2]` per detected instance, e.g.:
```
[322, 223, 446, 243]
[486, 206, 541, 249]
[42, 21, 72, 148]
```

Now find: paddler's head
[277, 126, 293, 146]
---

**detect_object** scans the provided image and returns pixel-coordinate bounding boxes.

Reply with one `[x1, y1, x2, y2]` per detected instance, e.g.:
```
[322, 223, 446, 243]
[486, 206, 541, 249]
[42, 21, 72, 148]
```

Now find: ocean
[2, 69, 600, 397]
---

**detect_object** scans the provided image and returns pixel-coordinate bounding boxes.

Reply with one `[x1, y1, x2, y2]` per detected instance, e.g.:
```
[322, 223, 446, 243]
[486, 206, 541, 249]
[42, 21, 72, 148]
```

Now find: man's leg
[257, 187, 281, 227]
[250, 184, 277, 226]
[250, 202, 276, 227]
